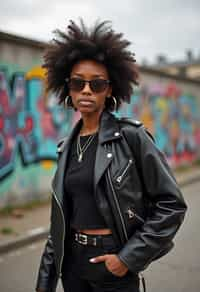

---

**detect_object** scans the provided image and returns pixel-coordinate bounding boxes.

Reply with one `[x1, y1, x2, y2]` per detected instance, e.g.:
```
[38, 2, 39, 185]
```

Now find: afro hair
[43, 19, 139, 111]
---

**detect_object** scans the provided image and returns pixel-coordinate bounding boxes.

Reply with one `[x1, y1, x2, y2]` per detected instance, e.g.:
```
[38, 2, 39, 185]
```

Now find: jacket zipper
[108, 170, 146, 292]
[52, 188, 65, 278]
[116, 159, 133, 183]
[107, 168, 128, 241]
[126, 207, 145, 223]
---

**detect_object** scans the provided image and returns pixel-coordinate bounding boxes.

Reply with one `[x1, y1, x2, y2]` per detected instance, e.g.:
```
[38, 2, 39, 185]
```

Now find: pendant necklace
[76, 133, 96, 162]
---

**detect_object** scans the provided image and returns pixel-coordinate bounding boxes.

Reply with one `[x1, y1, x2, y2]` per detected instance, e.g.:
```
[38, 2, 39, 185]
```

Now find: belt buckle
[78, 233, 88, 245]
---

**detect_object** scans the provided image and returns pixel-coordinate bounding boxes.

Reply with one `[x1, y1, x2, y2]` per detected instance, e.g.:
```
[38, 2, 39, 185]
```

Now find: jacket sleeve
[35, 198, 58, 292]
[118, 126, 187, 273]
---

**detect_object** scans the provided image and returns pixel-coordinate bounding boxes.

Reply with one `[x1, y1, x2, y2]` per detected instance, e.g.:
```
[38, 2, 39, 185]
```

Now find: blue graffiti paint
[0, 70, 73, 179]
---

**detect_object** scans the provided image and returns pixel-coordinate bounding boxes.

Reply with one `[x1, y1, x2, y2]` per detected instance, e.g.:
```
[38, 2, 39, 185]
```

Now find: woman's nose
[82, 81, 92, 93]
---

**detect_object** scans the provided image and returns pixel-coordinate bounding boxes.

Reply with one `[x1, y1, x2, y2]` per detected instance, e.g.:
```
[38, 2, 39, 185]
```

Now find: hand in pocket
[90, 254, 128, 277]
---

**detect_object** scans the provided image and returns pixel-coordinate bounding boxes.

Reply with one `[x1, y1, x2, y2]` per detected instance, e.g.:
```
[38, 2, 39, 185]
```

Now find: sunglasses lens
[69, 78, 85, 91]
[68, 78, 109, 92]
[91, 79, 108, 92]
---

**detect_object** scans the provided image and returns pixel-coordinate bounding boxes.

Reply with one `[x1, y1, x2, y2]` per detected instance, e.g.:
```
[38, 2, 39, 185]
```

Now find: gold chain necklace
[76, 133, 96, 162]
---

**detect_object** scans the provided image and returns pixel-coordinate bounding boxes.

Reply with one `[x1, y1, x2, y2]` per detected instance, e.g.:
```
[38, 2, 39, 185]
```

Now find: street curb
[0, 172, 199, 255]
[178, 173, 200, 188]
[0, 227, 49, 255]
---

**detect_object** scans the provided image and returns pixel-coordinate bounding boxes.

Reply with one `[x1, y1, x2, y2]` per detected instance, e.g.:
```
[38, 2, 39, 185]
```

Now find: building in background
[150, 50, 200, 80]
[0, 30, 45, 77]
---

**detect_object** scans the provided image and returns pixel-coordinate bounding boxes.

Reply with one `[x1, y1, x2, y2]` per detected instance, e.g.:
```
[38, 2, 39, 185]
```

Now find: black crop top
[64, 133, 107, 230]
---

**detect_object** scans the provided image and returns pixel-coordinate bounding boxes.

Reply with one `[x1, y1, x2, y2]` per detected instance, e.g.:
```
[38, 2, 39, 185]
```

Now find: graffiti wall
[0, 66, 79, 207]
[116, 83, 200, 167]
[0, 66, 200, 207]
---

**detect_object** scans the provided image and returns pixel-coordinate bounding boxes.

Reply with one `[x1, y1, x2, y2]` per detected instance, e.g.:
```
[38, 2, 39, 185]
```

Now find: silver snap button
[107, 153, 112, 158]
[114, 132, 120, 137]
[135, 120, 140, 125]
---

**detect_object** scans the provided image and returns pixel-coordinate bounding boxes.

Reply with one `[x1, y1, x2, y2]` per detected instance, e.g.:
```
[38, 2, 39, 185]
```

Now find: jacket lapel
[94, 143, 113, 190]
[94, 110, 121, 191]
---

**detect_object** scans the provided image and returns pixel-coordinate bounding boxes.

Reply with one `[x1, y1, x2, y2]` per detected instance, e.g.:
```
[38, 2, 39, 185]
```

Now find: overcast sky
[1, 0, 200, 64]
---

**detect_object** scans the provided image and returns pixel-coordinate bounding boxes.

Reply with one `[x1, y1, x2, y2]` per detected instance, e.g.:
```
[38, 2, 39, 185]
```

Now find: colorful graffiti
[117, 83, 200, 167]
[0, 67, 78, 182]
[0, 65, 200, 205]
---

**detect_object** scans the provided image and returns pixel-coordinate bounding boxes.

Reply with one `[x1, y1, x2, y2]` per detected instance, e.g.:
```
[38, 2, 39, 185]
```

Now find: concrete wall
[0, 39, 42, 68]
[0, 35, 200, 208]
[0, 35, 43, 79]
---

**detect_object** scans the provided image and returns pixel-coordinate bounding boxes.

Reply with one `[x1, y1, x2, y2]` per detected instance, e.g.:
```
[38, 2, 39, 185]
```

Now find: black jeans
[61, 235, 140, 292]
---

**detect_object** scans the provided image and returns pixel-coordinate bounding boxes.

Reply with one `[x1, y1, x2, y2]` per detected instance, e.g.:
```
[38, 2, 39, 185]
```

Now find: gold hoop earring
[64, 96, 73, 108]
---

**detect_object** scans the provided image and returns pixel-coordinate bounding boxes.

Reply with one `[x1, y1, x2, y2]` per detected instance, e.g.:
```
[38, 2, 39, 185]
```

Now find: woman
[36, 20, 187, 292]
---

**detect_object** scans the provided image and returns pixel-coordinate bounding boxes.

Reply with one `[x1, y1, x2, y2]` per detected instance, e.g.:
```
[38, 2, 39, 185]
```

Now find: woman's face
[69, 60, 112, 115]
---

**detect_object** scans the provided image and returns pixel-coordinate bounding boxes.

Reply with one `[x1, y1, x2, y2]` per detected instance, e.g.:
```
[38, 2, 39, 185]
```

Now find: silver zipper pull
[127, 207, 135, 219]
[116, 176, 122, 183]
[116, 159, 133, 184]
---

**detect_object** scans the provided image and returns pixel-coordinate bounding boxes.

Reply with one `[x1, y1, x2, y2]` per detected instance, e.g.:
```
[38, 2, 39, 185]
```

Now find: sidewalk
[0, 165, 199, 254]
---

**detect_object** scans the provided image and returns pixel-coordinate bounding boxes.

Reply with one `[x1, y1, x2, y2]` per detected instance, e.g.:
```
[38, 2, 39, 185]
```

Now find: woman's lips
[78, 100, 94, 106]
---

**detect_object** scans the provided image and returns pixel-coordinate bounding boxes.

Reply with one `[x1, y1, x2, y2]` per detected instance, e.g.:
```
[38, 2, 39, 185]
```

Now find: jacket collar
[61, 109, 122, 147]
[98, 110, 122, 144]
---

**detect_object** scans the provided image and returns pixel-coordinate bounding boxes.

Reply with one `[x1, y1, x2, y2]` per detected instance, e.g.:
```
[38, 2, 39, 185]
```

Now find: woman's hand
[89, 254, 128, 277]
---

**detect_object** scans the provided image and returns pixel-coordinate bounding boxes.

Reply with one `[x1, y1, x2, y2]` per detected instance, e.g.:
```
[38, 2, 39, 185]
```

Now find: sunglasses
[65, 77, 111, 93]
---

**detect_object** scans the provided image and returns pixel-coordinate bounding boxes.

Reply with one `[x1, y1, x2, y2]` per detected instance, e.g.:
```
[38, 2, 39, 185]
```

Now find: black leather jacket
[36, 110, 187, 292]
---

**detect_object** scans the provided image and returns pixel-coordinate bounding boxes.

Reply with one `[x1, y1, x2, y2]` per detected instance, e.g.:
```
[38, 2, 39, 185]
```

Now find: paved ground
[0, 201, 50, 248]
[0, 180, 199, 292]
